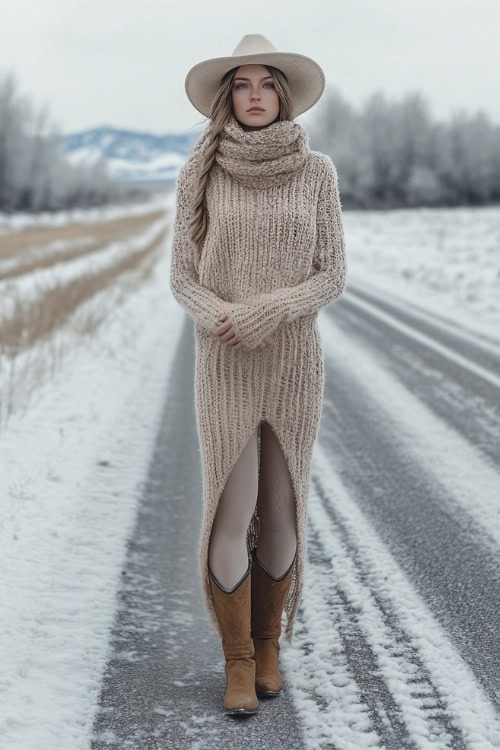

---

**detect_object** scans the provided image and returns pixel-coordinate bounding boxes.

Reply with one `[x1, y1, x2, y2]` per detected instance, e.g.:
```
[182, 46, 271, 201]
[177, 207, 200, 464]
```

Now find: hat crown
[231, 34, 278, 57]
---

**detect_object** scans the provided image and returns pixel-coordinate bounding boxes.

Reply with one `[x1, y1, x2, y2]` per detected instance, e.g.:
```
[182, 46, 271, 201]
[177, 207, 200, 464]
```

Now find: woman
[170, 33, 347, 716]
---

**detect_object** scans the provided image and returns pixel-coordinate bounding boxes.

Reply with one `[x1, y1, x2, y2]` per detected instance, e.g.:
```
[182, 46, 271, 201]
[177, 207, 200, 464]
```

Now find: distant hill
[62, 125, 204, 185]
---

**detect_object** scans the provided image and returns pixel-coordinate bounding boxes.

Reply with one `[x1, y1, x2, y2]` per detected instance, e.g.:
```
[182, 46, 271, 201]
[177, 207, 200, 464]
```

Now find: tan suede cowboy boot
[208, 555, 259, 715]
[250, 547, 296, 696]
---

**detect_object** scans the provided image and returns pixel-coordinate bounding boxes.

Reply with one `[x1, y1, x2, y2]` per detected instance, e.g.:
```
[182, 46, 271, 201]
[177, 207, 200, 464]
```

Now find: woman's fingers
[215, 316, 241, 347]
[215, 319, 230, 334]
[216, 319, 236, 343]
[226, 332, 240, 345]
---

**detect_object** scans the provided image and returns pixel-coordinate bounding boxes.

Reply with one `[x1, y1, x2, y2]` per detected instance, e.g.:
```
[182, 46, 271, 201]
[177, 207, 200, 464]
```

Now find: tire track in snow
[348, 280, 500, 366]
[284, 439, 500, 748]
[317, 314, 500, 707]
[337, 289, 500, 466]
[310, 473, 466, 748]
[280, 464, 464, 747]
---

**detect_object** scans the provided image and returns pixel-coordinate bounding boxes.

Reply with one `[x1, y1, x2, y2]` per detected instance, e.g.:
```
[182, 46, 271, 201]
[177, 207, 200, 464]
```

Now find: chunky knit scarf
[214, 112, 310, 189]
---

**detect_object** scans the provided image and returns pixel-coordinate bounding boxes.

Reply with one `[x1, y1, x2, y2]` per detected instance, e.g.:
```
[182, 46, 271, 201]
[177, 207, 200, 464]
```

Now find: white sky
[1, 0, 499, 135]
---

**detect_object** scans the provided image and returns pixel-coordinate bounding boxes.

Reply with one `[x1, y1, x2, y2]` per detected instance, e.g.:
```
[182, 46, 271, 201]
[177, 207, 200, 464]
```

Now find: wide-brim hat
[185, 33, 326, 120]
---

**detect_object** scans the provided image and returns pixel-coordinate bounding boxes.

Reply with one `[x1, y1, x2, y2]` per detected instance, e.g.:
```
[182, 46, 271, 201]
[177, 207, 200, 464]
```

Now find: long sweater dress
[169, 112, 347, 642]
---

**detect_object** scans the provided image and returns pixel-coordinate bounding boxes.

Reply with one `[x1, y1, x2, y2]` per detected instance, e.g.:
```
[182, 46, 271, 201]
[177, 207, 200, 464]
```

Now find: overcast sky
[1, 0, 498, 136]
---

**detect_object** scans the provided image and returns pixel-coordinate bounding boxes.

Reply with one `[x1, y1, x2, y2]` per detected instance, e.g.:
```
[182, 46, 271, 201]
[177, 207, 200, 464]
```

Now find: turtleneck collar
[214, 112, 309, 189]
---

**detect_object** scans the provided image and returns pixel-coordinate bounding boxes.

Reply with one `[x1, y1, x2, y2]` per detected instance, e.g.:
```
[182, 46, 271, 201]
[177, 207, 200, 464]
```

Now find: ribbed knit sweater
[169, 112, 347, 642]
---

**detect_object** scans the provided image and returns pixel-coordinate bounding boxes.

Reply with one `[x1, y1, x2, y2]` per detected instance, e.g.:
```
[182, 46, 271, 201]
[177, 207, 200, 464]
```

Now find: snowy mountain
[62, 125, 203, 184]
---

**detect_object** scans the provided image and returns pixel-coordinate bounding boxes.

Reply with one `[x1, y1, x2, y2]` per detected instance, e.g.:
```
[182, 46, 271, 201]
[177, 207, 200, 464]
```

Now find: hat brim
[185, 51, 325, 120]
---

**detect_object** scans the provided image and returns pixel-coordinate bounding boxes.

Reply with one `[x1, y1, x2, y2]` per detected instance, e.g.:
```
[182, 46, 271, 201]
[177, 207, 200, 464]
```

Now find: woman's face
[231, 64, 280, 130]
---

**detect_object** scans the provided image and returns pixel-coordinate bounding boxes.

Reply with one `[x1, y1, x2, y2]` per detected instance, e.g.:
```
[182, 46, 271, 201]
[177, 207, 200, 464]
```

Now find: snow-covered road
[90, 278, 500, 749]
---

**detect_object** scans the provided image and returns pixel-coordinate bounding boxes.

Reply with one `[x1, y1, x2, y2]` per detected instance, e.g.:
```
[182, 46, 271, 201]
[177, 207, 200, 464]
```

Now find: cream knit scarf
[214, 112, 310, 188]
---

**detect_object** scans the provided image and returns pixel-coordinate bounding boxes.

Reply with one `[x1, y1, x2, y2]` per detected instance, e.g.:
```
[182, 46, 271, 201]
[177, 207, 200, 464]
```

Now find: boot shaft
[208, 556, 254, 661]
[250, 547, 295, 640]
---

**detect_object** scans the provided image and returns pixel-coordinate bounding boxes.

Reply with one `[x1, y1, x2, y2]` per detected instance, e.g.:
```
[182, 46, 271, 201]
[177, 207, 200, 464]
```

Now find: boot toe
[224, 658, 259, 712]
[224, 693, 259, 713]
[255, 673, 282, 694]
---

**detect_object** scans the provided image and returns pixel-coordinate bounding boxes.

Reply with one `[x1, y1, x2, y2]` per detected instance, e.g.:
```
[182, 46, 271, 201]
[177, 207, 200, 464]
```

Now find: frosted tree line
[308, 88, 500, 208]
[0, 71, 137, 214]
[1, 69, 499, 214]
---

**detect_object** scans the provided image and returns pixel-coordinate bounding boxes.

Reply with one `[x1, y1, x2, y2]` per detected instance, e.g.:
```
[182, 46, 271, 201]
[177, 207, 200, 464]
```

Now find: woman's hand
[216, 314, 273, 351]
[215, 315, 242, 349]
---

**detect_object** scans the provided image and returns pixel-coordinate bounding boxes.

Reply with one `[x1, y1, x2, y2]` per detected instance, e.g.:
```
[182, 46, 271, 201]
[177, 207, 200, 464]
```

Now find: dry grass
[0, 210, 170, 428]
[0, 208, 166, 279]
[0, 223, 168, 356]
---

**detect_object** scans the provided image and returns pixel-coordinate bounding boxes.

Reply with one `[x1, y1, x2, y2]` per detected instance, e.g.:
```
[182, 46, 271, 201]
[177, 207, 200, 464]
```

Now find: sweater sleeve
[226, 156, 347, 350]
[169, 164, 248, 334]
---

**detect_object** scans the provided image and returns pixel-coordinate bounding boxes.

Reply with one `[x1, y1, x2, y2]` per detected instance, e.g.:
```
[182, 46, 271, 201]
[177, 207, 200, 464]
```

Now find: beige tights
[208, 421, 297, 591]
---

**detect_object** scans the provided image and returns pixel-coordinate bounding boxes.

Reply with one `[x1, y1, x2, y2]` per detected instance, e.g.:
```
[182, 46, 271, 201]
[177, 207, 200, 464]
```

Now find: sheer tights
[208, 421, 297, 591]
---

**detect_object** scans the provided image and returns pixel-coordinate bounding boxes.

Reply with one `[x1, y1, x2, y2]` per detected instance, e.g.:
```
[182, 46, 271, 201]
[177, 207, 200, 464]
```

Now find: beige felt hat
[184, 33, 326, 120]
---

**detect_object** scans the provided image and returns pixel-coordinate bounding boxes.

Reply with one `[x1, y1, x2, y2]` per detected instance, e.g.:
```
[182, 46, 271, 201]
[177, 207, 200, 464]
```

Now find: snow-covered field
[0, 197, 498, 748]
[343, 203, 500, 342]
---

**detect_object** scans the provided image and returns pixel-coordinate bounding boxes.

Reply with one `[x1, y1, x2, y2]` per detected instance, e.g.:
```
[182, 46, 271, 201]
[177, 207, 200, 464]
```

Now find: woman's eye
[235, 82, 274, 89]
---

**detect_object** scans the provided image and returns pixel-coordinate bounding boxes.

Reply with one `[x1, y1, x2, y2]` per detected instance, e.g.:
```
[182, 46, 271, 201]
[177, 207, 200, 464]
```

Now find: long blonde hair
[189, 65, 293, 266]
